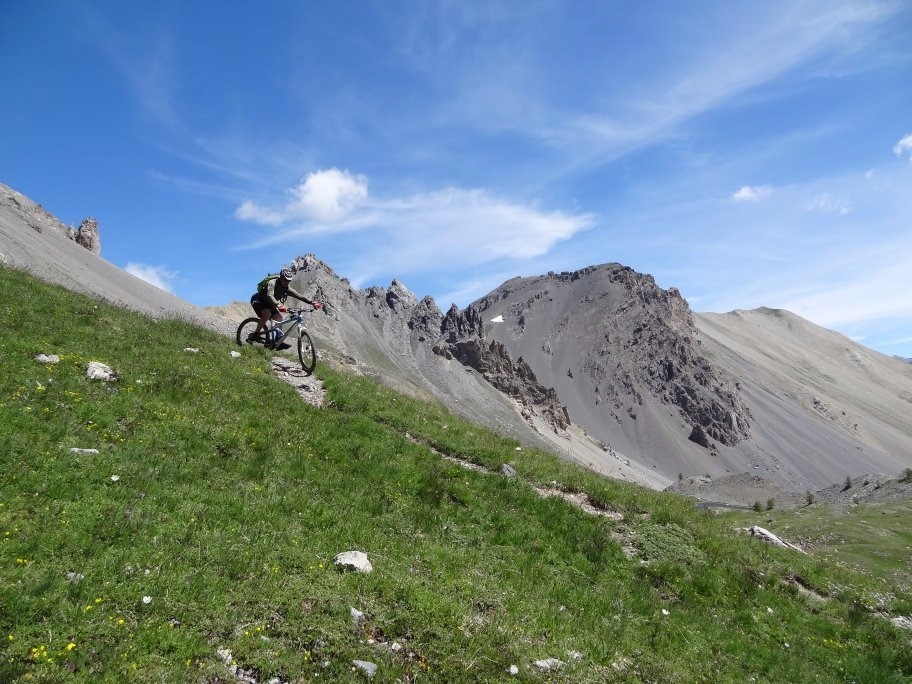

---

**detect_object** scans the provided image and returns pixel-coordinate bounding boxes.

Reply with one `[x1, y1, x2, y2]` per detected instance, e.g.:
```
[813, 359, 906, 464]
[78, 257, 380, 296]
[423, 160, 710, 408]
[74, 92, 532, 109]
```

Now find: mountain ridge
[3, 183, 910, 498]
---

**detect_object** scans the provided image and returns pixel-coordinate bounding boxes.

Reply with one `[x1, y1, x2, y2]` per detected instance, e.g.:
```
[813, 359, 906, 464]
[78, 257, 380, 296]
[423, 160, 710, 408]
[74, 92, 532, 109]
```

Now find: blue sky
[3, 1, 911, 357]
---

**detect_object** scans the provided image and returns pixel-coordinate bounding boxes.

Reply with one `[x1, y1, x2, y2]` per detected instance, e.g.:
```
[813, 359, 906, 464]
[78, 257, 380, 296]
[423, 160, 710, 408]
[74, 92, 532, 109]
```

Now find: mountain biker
[249, 268, 321, 345]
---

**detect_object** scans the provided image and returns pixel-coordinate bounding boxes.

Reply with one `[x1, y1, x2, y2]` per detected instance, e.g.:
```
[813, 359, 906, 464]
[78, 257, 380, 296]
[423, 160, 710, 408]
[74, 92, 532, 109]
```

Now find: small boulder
[534, 658, 565, 672]
[688, 425, 709, 448]
[334, 551, 373, 574]
[501, 463, 517, 477]
[353, 660, 377, 677]
[69, 448, 99, 455]
[86, 361, 116, 382]
[35, 353, 60, 364]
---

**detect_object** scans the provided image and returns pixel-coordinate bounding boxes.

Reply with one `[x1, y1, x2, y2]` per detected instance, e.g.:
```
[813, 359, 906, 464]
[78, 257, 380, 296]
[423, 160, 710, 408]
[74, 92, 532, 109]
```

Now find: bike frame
[270, 310, 307, 346]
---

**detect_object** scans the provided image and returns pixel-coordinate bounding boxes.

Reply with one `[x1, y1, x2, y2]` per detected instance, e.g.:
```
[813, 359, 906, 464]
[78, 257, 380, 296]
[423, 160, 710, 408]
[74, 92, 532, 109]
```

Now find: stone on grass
[739, 526, 806, 553]
[501, 463, 517, 477]
[534, 658, 565, 671]
[350, 607, 366, 627]
[35, 354, 60, 364]
[353, 660, 377, 677]
[508, 664, 519, 675]
[184, 347, 200, 353]
[334, 551, 373, 574]
[86, 361, 116, 382]
[230, 351, 241, 358]
[891, 616, 912, 631]
[69, 448, 99, 455]
[65, 572, 85, 583]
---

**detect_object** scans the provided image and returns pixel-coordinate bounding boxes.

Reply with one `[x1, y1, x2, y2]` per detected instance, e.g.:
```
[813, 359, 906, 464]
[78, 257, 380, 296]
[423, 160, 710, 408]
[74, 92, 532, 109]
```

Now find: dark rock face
[441, 336, 571, 432]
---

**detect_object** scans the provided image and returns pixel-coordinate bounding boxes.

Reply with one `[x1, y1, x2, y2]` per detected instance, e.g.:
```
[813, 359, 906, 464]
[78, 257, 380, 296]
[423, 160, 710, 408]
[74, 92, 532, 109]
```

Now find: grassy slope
[1, 265, 910, 683]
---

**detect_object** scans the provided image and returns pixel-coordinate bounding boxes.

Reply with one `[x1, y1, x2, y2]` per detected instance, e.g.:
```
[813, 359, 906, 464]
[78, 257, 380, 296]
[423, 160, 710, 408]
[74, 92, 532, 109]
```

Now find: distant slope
[0, 182, 233, 336]
[695, 308, 912, 486]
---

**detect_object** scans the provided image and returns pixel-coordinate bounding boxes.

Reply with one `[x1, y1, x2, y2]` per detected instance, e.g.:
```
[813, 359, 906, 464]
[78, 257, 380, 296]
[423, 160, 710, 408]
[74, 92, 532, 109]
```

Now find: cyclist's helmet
[279, 267, 294, 281]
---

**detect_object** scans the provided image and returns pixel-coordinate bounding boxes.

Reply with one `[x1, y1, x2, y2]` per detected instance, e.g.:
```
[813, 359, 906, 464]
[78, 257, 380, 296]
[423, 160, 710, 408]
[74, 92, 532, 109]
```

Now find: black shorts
[250, 294, 274, 316]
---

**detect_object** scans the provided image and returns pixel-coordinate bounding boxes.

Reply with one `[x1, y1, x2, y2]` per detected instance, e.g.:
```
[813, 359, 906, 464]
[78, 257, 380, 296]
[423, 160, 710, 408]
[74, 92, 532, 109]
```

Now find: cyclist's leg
[250, 296, 272, 337]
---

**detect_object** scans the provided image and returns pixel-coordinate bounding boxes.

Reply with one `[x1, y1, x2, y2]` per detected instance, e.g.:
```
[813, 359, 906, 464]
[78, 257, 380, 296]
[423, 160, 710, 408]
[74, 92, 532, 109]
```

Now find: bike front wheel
[236, 318, 267, 347]
[298, 330, 317, 374]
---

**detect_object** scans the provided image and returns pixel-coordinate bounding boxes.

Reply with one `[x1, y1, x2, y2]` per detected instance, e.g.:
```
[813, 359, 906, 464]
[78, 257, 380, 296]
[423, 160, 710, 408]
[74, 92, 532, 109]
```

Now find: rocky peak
[386, 279, 418, 311]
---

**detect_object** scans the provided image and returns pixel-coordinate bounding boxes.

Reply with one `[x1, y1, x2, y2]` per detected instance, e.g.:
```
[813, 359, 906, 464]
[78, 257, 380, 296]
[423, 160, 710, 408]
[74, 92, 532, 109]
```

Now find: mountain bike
[235, 306, 319, 374]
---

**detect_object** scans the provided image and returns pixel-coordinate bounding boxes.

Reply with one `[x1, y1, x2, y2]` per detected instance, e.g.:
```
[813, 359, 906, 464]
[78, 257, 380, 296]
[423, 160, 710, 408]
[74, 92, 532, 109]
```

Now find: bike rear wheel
[236, 318, 267, 346]
[298, 330, 316, 374]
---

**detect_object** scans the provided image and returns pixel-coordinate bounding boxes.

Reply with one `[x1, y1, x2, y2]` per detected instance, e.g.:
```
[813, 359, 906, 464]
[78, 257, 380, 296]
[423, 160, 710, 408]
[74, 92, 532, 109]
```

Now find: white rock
[350, 607, 366, 626]
[661, 608, 670, 616]
[184, 347, 200, 353]
[508, 664, 519, 675]
[490, 315, 504, 323]
[353, 660, 377, 677]
[86, 361, 116, 381]
[567, 650, 583, 661]
[740, 526, 806, 553]
[334, 550, 373, 573]
[110, 475, 120, 482]
[230, 351, 242, 358]
[35, 354, 60, 364]
[65, 572, 85, 583]
[534, 658, 565, 671]
[891, 616, 912, 631]
[69, 448, 99, 455]
[142, 596, 152, 604]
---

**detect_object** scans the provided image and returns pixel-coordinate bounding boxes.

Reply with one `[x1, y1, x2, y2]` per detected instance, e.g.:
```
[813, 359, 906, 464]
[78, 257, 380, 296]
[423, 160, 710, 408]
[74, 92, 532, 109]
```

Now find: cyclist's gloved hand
[313, 302, 322, 310]
[278, 305, 287, 312]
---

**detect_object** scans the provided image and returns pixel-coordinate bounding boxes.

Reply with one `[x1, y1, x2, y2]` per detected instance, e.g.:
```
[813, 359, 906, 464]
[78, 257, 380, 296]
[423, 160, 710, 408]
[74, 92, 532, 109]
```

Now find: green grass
[1, 264, 911, 682]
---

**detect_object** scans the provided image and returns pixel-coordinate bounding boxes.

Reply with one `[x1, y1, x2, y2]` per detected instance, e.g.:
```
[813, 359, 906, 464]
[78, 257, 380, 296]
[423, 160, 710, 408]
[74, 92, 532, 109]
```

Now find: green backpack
[256, 274, 278, 296]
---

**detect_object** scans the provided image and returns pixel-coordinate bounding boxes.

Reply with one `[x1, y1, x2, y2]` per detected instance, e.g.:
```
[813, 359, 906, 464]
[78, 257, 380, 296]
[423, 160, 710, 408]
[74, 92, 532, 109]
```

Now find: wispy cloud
[893, 133, 912, 161]
[79, 7, 180, 128]
[126, 263, 178, 292]
[732, 185, 773, 202]
[807, 192, 851, 214]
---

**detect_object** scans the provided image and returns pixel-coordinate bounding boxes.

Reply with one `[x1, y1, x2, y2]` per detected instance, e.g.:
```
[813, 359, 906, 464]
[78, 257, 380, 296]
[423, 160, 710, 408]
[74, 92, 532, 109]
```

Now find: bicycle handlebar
[287, 304, 321, 315]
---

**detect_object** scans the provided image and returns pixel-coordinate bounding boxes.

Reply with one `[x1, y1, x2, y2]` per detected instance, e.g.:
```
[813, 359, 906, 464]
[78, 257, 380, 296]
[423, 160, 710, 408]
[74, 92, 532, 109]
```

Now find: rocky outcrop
[74, 217, 101, 254]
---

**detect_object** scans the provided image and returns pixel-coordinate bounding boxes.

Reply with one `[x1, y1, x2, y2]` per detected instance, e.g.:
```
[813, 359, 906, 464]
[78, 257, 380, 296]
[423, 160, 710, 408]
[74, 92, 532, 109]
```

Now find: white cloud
[865, 168, 876, 179]
[893, 133, 912, 161]
[236, 174, 595, 290]
[235, 168, 368, 226]
[732, 185, 773, 202]
[807, 192, 851, 215]
[125, 263, 178, 292]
